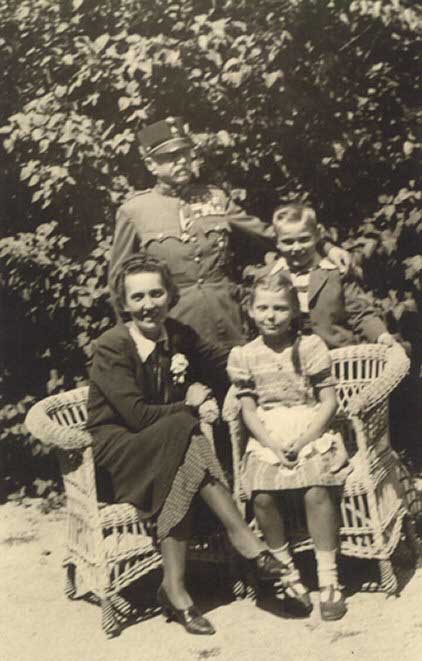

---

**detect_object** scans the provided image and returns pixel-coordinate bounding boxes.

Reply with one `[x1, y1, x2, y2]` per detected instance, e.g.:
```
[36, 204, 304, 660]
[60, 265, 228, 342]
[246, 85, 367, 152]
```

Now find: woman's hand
[185, 382, 211, 409]
[198, 398, 219, 424]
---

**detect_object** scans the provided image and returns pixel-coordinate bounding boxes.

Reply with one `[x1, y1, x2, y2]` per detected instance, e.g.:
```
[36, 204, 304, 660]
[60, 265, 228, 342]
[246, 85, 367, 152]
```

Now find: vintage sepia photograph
[1, 1, 421, 660]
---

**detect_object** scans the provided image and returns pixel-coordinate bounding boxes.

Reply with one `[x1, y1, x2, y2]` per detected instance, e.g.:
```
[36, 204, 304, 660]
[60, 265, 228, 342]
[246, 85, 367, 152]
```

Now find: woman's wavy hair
[248, 269, 304, 374]
[112, 253, 180, 318]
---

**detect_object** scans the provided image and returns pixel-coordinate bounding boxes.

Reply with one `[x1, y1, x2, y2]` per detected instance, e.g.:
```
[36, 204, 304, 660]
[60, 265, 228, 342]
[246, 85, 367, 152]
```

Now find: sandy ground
[1, 500, 422, 661]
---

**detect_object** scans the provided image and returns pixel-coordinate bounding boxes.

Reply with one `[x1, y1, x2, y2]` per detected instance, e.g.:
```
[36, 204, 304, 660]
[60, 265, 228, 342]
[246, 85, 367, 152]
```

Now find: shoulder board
[123, 189, 152, 203]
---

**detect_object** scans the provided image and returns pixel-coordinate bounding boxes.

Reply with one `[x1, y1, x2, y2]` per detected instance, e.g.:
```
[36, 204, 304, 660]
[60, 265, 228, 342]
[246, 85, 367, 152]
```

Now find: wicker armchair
[25, 388, 234, 638]
[223, 343, 415, 595]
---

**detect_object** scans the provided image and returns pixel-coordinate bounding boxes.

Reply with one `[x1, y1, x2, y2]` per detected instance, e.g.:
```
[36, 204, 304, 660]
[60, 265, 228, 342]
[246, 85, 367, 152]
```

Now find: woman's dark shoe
[251, 550, 289, 581]
[319, 585, 347, 621]
[157, 586, 216, 635]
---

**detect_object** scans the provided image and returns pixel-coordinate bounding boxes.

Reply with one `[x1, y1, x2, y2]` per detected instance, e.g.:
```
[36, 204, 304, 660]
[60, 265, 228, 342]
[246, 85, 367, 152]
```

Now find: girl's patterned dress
[227, 333, 350, 495]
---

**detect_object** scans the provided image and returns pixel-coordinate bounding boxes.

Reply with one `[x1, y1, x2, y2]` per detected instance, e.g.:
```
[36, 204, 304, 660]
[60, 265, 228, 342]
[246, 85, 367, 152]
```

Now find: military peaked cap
[137, 117, 193, 156]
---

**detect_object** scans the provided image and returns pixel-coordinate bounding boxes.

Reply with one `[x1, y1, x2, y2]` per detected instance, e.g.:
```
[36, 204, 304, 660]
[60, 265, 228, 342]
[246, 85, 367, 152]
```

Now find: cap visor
[149, 137, 193, 156]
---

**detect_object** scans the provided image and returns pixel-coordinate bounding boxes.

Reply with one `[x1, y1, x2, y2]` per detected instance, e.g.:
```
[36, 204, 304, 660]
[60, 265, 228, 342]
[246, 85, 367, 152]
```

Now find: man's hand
[328, 246, 351, 274]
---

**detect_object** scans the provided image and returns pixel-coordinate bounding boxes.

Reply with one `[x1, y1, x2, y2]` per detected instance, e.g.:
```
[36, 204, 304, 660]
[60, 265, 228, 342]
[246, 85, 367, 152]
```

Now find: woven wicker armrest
[25, 389, 93, 451]
[348, 344, 410, 416]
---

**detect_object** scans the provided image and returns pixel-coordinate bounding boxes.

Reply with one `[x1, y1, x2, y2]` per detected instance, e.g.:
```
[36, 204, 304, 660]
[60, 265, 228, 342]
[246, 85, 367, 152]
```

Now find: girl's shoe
[156, 586, 216, 635]
[276, 565, 313, 615]
[319, 585, 347, 621]
[250, 552, 312, 615]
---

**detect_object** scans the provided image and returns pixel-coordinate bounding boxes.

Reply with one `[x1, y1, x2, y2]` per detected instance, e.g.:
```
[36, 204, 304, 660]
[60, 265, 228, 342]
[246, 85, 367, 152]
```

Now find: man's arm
[108, 206, 140, 291]
[222, 191, 351, 272]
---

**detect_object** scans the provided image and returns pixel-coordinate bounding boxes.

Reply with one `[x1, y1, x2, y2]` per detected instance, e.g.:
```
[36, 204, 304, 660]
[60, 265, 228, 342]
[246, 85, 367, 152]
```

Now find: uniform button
[198, 278, 204, 285]
[194, 256, 200, 263]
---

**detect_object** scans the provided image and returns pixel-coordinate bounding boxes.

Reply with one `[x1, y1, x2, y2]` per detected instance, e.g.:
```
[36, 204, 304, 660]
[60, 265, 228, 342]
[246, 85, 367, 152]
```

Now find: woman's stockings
[160, 513, 194, 610]
[199, 481, 266, 559]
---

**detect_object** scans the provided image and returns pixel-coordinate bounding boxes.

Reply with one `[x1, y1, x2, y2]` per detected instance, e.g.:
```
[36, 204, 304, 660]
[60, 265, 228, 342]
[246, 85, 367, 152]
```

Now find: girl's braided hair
[249, 269, 304, 374]
[112, 253, 180, 318]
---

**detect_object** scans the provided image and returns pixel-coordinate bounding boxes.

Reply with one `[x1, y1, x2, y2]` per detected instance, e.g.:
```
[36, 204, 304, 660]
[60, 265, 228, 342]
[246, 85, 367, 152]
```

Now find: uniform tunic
[109, 184, 272, 352]
[87, 318, 227, 539]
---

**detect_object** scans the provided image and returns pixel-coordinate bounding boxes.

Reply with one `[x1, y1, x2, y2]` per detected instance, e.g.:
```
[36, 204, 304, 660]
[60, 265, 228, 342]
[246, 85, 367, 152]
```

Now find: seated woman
[86, 253, 292, 636]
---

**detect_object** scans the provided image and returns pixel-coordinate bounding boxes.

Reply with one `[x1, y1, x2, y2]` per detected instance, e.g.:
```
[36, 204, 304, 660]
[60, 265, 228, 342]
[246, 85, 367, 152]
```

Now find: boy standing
[266, 204, 395, 349]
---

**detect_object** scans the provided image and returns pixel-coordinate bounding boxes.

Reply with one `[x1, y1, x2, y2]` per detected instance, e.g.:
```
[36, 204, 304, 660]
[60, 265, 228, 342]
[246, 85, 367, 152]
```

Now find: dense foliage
[0, 0, 421, 494]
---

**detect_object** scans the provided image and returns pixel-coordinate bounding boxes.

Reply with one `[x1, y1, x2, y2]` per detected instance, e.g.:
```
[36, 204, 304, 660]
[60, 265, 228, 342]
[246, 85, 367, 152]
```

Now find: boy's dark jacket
[265, 254, 387, 349]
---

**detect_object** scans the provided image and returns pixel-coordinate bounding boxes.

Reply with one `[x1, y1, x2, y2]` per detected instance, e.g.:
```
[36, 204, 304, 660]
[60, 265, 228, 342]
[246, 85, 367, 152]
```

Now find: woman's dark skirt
[92, 410, 227, 541]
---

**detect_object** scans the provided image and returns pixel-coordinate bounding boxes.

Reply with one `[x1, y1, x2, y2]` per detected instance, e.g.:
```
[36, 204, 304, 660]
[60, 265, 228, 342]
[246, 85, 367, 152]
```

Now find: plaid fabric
[156, 433, 227, 541]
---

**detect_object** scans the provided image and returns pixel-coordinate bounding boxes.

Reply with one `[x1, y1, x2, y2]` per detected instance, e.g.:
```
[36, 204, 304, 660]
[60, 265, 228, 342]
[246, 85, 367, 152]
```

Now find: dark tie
[152, 341, 170, 403]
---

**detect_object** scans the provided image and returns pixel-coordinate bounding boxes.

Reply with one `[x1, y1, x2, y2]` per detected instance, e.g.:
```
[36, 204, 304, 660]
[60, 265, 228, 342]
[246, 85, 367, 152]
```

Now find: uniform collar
[126, 321, 169, 362]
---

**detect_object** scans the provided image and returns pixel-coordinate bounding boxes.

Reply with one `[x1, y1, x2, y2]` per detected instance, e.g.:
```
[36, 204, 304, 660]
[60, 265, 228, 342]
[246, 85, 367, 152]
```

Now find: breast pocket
[142, 230, 187, 275]
[202, 220, 232, 252]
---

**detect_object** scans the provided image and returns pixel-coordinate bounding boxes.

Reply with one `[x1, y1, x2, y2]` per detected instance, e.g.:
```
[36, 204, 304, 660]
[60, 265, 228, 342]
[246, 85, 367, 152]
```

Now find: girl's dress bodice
[227, 333, 334, 411]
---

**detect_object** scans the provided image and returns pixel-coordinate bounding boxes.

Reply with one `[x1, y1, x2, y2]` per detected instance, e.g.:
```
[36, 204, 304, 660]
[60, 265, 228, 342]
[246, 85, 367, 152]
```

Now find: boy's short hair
[272, 204, 318, 234]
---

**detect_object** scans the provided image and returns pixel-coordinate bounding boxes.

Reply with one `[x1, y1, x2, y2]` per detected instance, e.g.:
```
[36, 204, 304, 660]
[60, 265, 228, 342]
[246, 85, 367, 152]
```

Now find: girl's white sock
[270, 542, 293, 567]
[270, 542, 308, 596]
[315, 548, 338, 588]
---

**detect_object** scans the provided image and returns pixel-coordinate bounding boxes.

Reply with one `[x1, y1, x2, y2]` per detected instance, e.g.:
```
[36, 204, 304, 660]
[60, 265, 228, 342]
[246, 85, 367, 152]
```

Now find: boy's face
[275, 219, 320, 272]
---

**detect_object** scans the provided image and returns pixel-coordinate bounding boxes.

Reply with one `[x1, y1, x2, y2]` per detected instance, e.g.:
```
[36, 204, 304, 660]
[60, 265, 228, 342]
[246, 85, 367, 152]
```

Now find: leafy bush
[0, 0, 421, 492]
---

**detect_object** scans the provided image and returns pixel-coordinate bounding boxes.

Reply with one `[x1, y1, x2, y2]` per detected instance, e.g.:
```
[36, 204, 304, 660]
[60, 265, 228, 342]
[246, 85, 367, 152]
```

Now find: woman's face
[123, 271, 170, 339]
[248, 286, 293, 341]
[146, 147, 193, 188]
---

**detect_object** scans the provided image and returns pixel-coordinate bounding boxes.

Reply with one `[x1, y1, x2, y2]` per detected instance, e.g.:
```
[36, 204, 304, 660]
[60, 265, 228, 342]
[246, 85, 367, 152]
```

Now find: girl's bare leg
[253, 492, 287, 549]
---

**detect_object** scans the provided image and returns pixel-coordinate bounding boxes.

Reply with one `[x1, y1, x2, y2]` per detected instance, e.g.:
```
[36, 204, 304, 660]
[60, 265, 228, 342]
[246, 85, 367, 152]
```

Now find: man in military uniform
[109, 117, 350, 353]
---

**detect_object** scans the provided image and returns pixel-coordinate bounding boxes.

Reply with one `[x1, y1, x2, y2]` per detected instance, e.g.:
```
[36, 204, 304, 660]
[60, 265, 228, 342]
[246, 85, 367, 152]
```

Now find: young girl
[227, 270, 350, 621]
[87, 253, 290, 637]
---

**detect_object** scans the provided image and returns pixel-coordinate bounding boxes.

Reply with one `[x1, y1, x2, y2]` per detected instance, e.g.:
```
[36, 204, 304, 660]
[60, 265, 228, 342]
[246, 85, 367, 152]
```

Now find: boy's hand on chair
[377, 332, 396, 347]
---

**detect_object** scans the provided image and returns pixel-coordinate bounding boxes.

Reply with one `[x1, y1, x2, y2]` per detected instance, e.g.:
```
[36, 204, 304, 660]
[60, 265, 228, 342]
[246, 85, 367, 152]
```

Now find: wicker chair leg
[379, 559, 398, 595]
[101, 598, 120, 638]
[231, 577, 248, 600]
[64, 564, 77, 600]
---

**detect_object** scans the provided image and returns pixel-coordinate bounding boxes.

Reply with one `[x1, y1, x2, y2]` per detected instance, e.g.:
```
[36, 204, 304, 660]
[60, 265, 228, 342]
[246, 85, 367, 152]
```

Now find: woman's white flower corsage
[170, 353, 189, 384]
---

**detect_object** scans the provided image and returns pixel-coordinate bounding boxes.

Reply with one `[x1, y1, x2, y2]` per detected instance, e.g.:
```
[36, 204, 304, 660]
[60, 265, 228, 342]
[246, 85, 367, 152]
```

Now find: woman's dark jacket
[86, 318, 226, 518]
